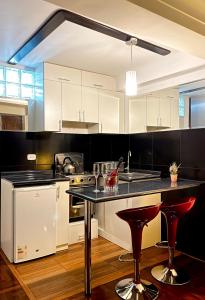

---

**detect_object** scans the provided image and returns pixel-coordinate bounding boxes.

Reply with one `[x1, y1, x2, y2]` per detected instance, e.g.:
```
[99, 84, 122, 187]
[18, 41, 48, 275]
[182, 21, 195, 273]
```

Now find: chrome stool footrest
[115, 278, 159, 300]
[155, 241, 169, 248]
[155, 241, 177, 248]
[151, 265, 190, 285]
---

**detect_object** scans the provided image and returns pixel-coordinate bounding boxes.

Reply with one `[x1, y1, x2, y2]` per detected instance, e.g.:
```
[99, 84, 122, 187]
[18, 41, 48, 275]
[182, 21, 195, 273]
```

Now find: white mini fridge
[13, 184, 57, 263]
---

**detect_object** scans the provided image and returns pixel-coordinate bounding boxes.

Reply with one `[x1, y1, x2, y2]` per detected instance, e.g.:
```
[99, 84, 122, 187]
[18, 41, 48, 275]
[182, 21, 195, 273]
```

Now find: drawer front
[68, 219, 98, 245]
[44, 63, 81, 84]
[82, 71, 116, 91]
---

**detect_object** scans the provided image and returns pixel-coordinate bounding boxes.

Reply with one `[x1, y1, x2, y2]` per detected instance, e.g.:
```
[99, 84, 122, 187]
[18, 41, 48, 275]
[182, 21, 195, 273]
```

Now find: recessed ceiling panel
[21, 21, 205, 83]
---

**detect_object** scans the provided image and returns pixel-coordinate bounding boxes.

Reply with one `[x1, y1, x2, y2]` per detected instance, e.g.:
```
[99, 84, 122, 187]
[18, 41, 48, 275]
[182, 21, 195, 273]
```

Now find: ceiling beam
[8, 9, 170, 64]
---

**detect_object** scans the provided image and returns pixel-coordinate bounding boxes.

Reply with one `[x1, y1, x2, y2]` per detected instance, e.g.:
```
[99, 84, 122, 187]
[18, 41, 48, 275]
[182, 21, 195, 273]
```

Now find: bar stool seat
[115, 204, 161, 300]
[151, 197, 196, 285]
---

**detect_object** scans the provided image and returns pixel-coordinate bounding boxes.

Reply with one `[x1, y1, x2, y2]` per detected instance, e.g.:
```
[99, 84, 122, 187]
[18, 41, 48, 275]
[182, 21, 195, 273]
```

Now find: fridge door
[14, 185, 57, 263]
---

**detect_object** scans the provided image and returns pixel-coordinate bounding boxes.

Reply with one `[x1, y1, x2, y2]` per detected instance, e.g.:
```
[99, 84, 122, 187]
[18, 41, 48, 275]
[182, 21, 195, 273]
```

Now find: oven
[69, 195, 85, 222]
[54, 152, 95, 223]
[69, 195, 94, 223]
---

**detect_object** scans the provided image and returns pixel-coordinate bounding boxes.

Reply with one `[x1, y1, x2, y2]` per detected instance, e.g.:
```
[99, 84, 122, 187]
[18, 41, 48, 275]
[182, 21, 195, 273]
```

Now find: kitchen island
[66, 178, 201, 296]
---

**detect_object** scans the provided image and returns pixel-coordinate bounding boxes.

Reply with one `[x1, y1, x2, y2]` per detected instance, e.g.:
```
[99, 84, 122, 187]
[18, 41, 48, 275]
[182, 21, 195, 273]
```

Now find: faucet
[125, 150, 132, 173]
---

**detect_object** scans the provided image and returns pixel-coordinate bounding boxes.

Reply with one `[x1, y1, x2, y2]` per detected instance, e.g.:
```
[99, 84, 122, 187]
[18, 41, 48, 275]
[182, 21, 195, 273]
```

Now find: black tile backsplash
[130, 133, 153, 166]
[1, 128, 205, 179]
[89, 134, 112, 165]
[181, 128, 205, 168]
[110, 134, 130, 162]
[153, 130, 180, 166]
[0, 131, 35, 171]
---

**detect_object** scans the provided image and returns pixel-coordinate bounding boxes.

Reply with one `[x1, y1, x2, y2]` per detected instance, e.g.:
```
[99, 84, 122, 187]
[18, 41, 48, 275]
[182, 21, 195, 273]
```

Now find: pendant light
[125, 38, 138, 96]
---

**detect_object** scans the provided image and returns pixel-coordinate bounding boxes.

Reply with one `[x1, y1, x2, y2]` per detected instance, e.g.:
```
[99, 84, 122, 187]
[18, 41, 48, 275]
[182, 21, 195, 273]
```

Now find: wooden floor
[1, 237, 205, 299]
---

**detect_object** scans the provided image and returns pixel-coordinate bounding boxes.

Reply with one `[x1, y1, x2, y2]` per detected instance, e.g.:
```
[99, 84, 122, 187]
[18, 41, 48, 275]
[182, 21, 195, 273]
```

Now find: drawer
[44, 63, 81, 84]
[82, 71, 116, 91]
[68, 218, 98, 245]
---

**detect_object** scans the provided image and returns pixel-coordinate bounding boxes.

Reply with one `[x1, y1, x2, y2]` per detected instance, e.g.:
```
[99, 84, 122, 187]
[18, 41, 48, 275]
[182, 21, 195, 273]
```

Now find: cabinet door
[61, 82, 82, 122]
[98, 90, 119, 133]
[82, 71, 116, 91]
[146, 96, 159, 127]
[159, 97, 171, 127]
[82, 86, 98, 123]
[44, 63, 81, 84]
[104, 199, 131, 250]
[171, 97, 179, 129]
[129, 97, 147, 133]
[44, 79, 61, 131]
[56, 181, 69, 247]
[131, 194, 161, 249]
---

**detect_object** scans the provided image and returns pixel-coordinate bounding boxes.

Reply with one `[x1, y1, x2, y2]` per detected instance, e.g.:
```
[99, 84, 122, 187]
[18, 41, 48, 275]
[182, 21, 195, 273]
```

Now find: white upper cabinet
[147, 95, 171, 128]
[82, 71, 116, 91]
[146, 95, 160, 127]
[44, 63, 81, 85]
[170, 97, 179, 129]
[81, 86, 99, 123]
[159, 97, 171, 127]
[129, 97, 147, 133]
[98, 90, 119, 133]
[61, 82, 82, 122]
[30, 63, 120, 132]
[44, 79, 62, 131]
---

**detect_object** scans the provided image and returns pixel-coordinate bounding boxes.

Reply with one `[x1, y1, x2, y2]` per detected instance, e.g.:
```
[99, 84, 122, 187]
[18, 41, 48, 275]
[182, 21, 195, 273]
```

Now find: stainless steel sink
[119, 171, 160, 182]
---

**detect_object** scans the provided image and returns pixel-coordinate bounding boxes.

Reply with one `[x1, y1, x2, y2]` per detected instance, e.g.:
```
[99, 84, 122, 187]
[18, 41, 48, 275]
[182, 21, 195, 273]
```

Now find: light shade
[125, 70, 137, 96]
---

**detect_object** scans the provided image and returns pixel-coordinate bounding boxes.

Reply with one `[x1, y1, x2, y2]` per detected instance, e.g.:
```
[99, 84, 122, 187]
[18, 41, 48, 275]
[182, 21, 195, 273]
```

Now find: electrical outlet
[27, 154, 36, 161]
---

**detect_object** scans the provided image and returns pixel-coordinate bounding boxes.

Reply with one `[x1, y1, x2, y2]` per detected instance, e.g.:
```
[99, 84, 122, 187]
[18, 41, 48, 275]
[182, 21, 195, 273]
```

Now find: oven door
[69, 195, 84, 223]
[69, 195, 94, 222]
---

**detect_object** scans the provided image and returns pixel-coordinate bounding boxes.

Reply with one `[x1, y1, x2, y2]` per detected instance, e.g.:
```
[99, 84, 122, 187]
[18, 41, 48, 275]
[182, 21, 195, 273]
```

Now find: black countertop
[66, 178, 202, 203]
[1, 170, 70, 187]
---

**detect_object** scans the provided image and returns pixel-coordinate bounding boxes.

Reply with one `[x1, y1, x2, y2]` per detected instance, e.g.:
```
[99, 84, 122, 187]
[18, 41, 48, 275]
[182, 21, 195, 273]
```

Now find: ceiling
[1, 0, 205, 90]
[128, 0, 205, 37]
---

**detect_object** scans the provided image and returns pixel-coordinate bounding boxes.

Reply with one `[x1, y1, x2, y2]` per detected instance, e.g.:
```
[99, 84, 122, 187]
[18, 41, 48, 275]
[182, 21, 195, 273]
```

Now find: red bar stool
[151, 196, 196, 285]
[115, 204, 161, 300]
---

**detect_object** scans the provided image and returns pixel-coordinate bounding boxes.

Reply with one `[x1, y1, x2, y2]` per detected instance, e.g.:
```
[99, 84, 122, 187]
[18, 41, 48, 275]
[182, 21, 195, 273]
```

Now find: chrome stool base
[151, 265, 190, 285]
[115, 278, 159, 300]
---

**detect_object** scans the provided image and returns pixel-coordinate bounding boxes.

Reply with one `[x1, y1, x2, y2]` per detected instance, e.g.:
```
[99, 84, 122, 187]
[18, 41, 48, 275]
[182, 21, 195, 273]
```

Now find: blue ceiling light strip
[8, 9, 170, 65]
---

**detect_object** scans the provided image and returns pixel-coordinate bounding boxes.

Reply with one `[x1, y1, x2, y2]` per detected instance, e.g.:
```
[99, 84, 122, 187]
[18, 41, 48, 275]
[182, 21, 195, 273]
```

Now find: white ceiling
[1, 0, 205, 89]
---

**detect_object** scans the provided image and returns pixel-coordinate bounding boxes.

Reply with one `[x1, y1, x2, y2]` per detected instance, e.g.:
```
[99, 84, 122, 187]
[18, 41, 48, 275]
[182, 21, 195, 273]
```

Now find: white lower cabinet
[56, 181, 69, 250]
[97, 194, 161, 250]
[68, 218, 98, 245]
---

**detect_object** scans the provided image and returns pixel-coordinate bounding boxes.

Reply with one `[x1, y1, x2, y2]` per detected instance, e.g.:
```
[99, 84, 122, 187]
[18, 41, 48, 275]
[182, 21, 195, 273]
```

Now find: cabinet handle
[58, 77, 71, 82]
[93, 84, 103, 87]
[56, 186, 60, 200]
[59, 120, 62, 131]
[79, 110, 81, 122]
[83, 110, 85, 122]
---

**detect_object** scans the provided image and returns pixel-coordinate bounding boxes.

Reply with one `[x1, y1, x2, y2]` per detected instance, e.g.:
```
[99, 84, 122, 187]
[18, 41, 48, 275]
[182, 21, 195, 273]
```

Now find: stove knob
[80, 178, 84, 183]
[88, 177, 91, 181]
[71, 179, 75, 184]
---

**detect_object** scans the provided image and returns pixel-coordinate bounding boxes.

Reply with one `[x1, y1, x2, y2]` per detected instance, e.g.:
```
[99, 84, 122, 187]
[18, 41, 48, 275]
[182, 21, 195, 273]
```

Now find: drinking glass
[93, 163, 100, 193]
[101, 163, 108, 192]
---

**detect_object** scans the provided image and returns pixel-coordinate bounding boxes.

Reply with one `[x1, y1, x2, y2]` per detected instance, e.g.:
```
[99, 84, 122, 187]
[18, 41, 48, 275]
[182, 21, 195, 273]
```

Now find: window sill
[0, 97, 28, 106]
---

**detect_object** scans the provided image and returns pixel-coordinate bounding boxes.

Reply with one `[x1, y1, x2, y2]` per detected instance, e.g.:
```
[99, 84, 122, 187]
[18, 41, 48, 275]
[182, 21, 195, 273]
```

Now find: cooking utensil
[62, 156, 76, 175]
